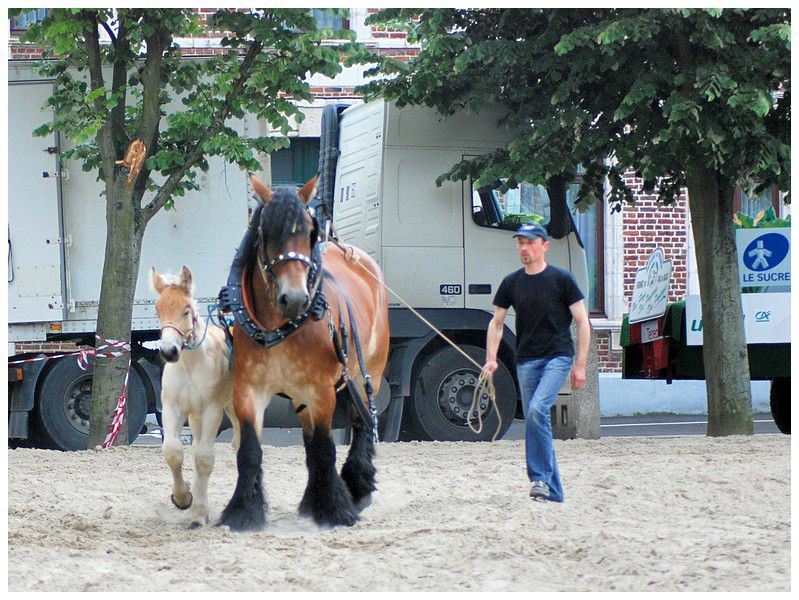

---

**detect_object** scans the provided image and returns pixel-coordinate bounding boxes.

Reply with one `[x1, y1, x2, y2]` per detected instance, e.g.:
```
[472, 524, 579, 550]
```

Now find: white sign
[736, 227, 790, 290]
[685, 293, 791, 346]
[640, 319, 660, 343]
[629, 248, 672, 324]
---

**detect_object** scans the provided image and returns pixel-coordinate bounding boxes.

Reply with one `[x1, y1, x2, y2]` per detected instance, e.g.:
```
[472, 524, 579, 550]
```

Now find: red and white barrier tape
[100, 358, 131, 449]
[9, 336, 133, 448]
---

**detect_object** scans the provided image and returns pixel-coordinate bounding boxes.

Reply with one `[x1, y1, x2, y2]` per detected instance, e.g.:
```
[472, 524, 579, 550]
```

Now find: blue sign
[737, 228, 791, 290]
[742, 233, 790, 272]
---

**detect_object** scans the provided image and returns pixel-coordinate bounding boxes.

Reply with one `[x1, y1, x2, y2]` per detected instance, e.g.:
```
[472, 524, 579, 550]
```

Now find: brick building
[8, 8, 789, 374]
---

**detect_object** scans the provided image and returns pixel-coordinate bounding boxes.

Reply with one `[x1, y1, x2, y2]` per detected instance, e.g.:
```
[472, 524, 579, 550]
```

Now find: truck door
[8, 81, 65, 323]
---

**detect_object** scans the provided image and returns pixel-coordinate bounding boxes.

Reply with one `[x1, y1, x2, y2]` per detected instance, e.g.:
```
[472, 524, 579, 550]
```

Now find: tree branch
[141, 40, 263, 224]
[82, 12, 117, 184]
[109, 12, 130, 156]
[99, 19, 117, 46]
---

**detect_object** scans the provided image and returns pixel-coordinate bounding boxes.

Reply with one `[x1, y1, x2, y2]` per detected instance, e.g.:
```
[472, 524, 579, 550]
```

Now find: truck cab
[321, 100, 594, 441]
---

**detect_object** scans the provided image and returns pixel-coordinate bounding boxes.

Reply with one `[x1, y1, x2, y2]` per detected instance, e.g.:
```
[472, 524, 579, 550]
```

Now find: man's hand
[570, 363, 587, 390]
[482, 359, 498, 376]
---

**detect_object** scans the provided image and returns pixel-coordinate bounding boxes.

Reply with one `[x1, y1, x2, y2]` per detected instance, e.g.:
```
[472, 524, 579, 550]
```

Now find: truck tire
[404, 344, 516, 442]
[34, 356, 149, 451]
[770, 377, 790, 435]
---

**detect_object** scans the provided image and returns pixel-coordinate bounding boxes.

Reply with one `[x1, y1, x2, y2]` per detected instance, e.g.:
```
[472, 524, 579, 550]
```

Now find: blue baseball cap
[513, 222, 549, 242]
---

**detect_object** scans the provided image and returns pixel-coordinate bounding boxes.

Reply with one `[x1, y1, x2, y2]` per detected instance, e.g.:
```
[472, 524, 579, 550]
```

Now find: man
[483, 222, 590, 502]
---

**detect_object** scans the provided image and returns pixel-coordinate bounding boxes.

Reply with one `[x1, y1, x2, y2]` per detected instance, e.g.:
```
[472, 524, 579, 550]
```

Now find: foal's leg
[218, 381, 268, 532]
[298, 392, 359, 527]
[226, 405, 241, 453]
[187, 404, 224, 528]
[162, 401, 192, 510]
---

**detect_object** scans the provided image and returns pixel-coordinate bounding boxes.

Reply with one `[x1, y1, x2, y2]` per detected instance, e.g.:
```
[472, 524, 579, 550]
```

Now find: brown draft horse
[218, 175, 389, 530]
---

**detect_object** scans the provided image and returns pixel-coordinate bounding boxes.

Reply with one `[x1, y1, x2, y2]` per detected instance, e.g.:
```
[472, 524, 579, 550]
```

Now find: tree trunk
[87, 179, 145, 448]
[685, 166, 753, 436]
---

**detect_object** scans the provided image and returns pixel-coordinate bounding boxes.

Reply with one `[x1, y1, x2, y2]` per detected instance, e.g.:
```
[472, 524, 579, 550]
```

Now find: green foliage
[501, 212, 544, 228]
[19, 8, 364, 207]
[734, 206, 791, 229]
[363, 9, 790, 210]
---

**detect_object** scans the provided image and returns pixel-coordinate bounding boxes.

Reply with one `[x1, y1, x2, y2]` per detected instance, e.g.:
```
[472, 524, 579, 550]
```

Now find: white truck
[8, 62, 594, 449]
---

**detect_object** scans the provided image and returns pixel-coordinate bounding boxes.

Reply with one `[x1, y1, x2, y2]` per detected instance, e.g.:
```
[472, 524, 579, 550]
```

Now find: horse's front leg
[341, 386, 377, 512]
[297, 389, 359, 527]
[187, 404, 224, 528]
[218, 379, 268, 532]
[161, 400, 192, 510]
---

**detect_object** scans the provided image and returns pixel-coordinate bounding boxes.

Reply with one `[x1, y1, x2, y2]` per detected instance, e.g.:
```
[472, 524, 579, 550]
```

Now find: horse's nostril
[278, 294, 289, 308]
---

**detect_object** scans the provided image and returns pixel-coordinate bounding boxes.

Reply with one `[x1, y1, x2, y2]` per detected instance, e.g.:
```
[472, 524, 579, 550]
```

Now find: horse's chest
[163, 361, 229, 410]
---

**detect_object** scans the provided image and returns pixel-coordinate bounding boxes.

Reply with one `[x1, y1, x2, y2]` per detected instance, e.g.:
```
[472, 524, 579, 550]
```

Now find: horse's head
[250, 174, 320, 320]
[149, 266, 198, 363]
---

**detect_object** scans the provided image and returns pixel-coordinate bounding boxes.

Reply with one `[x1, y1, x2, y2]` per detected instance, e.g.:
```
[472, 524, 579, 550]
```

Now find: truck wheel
[770, 377, 790, 435]
[34, 356, 149, 451]
[404, 344, 516, 441]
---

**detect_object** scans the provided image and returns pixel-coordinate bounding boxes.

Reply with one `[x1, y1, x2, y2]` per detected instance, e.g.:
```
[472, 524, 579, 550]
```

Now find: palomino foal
[150, 266, 240, 528]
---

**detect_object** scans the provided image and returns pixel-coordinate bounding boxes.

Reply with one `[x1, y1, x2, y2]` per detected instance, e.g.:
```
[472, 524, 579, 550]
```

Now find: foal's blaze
[218, 174, 389, 531]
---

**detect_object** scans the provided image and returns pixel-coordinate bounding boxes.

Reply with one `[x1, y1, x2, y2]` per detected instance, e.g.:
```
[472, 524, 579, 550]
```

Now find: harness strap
[325, 270, 378, 439]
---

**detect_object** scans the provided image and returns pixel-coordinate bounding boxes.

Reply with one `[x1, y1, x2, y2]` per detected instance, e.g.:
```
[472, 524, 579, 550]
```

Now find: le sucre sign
[628, 248, 672, 325]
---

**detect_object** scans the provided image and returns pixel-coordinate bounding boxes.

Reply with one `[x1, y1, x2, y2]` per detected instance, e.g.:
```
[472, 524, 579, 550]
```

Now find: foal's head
[149, 266, 197, 363]
[250, 174, 319, 320]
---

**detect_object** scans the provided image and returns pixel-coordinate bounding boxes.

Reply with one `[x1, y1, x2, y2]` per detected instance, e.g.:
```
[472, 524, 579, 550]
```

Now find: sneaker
[530, 481, 551, 500]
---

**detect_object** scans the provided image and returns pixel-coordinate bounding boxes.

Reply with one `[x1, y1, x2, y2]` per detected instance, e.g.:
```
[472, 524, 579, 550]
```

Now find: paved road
[503, 412, 780, 440]
[135, 412, 781, 447]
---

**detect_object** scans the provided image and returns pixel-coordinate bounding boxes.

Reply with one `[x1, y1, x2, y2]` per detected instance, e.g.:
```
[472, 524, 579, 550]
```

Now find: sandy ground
[7, 435, 790, 592]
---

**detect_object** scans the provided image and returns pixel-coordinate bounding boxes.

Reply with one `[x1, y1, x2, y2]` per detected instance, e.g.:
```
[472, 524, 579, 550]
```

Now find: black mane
[251, 186, 310, 263]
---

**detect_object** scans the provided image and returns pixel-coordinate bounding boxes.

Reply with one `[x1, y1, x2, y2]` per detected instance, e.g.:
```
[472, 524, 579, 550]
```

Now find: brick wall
[595, 171, 690, 375]
[596, 330, 622, 373]
[621, 174, 689, 304]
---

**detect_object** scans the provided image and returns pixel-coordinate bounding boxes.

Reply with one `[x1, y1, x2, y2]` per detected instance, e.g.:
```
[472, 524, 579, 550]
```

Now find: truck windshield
[472, 182, 549, 231]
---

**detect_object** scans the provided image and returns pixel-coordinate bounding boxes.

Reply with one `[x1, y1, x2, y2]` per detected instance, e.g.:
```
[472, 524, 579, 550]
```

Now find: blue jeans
[516, 355, 573, 503]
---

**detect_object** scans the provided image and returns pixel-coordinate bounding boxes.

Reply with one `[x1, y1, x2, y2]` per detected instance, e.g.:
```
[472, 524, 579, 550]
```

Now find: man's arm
[569, 299, 591, 390]
[483, 306, 508, 375]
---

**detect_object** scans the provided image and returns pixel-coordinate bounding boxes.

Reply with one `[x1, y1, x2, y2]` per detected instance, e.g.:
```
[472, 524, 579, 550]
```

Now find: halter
[159, 309, 205, 350]
[218, 206, 327, 349]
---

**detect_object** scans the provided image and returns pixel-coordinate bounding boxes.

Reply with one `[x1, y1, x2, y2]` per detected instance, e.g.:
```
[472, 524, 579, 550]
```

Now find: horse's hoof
[354, 494, 373, 513]
[171, 493, 192, 510]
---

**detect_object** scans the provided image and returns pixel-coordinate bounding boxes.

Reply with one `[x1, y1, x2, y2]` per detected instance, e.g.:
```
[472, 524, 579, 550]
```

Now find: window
[735, 186, 780, 218]
[568, 184, 603, 315]
[472, 182, 549, 231]
[271, 138, 319, 186]
[10, 9, 48, 31]
[310, 9, 348, 31]
[472, 177, 604, 315]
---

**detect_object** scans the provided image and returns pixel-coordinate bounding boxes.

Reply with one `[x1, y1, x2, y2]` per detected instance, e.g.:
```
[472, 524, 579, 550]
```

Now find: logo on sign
[742, 233, 789, 272]
[754, 310, 771, 323]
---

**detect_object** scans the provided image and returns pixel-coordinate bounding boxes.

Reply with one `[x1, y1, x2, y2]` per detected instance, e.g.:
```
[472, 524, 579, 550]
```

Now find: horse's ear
[149, 267, 165, 294]
[179, 266, 194, 293]
[250, 174, 273, 205]
[298, 175, 319, 205]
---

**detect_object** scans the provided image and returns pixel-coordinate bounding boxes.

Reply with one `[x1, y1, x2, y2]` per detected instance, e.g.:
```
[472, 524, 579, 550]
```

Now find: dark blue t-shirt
[493, 265, 584, 362]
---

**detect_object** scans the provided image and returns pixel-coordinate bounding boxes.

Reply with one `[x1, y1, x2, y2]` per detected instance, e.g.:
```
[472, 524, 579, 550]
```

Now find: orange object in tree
[115, 139, 147, 189]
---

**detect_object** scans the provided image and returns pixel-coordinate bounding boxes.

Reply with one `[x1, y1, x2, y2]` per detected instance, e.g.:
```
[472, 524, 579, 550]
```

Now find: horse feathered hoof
[218, 498, 266, 531]
[218, 420, 267, 531]
[171, 492, 192, 510]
